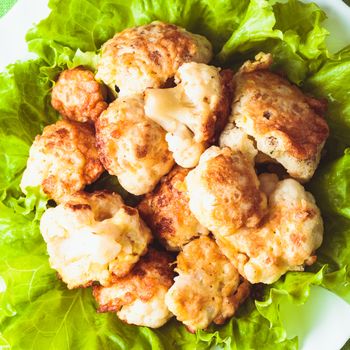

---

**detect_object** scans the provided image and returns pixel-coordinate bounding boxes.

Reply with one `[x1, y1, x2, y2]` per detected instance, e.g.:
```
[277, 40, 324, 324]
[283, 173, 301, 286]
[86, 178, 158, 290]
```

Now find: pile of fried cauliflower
[21, 21, 329, 331]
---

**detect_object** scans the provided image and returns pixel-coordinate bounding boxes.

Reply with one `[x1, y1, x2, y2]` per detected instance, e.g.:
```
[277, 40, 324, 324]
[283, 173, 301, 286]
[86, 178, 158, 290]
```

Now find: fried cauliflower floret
[20, 120, 104, 203]
[145, 62, 233, 167]
[138, 166, 208, 251]
[93, 249, 174, 328]
[219, 122, 257, 164]
[215, 178, 323, 284]
[51, 67, 107, 123]
[165, 236, 250, 331]
[96, 94, 174, 195]
[232, 53, 329, 181]
[96, 21, 212, 96]
[185, 146, 267, 236]
[40, 191, 152, 289]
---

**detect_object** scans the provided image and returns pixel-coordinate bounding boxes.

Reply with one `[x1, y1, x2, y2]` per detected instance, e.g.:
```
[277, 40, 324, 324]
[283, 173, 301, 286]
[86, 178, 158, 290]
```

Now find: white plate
[0, 1, 350, 349]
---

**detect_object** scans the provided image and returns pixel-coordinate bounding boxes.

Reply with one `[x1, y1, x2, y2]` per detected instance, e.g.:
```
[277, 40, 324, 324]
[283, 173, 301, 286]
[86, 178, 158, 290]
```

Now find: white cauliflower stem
[145, 62, 227, 167]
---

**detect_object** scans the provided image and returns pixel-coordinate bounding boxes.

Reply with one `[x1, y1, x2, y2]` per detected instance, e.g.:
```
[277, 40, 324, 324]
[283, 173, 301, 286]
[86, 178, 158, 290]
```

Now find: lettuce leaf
[0, 60, 57, 143]
[309, 150, 350, 219]
[270, 0, 328, 84]
[307, 149, 350, 303]
[1, 0, 350, 349]
[26, 0, 328, 84]
[217, 0, 282, 62]
[306, 46, 350, 144]
[0, 60, 58, 201]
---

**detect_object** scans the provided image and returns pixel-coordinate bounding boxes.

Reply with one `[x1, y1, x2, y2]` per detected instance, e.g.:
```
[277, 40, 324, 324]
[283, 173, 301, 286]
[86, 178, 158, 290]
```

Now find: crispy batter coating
[96, 94, 174, 195]
[93, 249, 174, 328]
[96, 21, 212, 95]
[145, 62, 233, 167]
[51, 67, 107, 123]
[138, 166, 209, 251]
[165, 236, 250, 331]
[185, 146, 267, 236]
[232, 53, 329, 181]
[215, 178, 323, 284]
[40, 191, 152, 289]
[20, 120, 104, 203]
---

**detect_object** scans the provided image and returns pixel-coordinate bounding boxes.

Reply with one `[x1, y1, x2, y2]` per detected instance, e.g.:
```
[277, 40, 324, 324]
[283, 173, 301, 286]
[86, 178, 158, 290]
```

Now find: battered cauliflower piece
[96, 94, 174, 195]
[138, 166, 209, 251]
[40, 191, 152, 289]
[93, 249, 174, 328]
[215, 178, 323, 284]
[185, 146, 267, 236]
[165, 236, 250, 331]
[232, 53, 329, 181]
[51, 67, 107, 123]
[145, 62, 233, 167]
[20, 120, 104, 203]
[219, 122, 257, 164]
[96, 21, 212, 96]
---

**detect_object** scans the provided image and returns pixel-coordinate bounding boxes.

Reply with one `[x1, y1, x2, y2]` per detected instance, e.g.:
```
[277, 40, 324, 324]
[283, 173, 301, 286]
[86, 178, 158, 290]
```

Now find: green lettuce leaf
[270, 0, 328, 84]
[306, 46, 350, 144]
[0, 60, 57, 143]
[26, 0, 252, 57]
[309, 149, 350, 219]
[307, 150, 350, 303]
[256, 268, 326, 335]
[0, 60, 58, 200]
[217, 0, 282, 62]
[0, 136, 29, 199]
[26, 0, 329, 85]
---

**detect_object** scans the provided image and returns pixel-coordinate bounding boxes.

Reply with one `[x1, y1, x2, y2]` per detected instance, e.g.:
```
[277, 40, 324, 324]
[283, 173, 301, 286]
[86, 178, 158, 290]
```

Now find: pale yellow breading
[185, 146, 267, 236]
[20, 120, 104, 203]
[40, 191, 152, 289]
[138, 166, 209, 251]
[96, 21, 212, 96]
[232, 53, 329, 181]
[219, 122, 257, 164]
[145, 62, 233, 167]
[165, 236, 250, 331]
[215, 178, 323, 284]
[96, 94, 174, 195]
[51, 67, 107, 123]
[93, 249, 174, 328]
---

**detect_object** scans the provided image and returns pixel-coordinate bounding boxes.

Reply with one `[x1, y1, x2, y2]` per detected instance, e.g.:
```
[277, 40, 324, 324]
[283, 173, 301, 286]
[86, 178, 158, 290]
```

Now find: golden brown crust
[138, 166, 208, 250]
[213, 278, 250, 325]
[165, 236, 249, 331]
[51, 67, 107, 123]
[96, 21, 212, 95]
[238, 52, 273, 74]
[234, 69, 329, 160]
[186, 147, 267, 236]
[21, 119, 104, 203]
[200, 151, 265, 228]
[93, 249, 174, 313]
[215, 179, 323, 284]
[95, 95, 174, 195]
